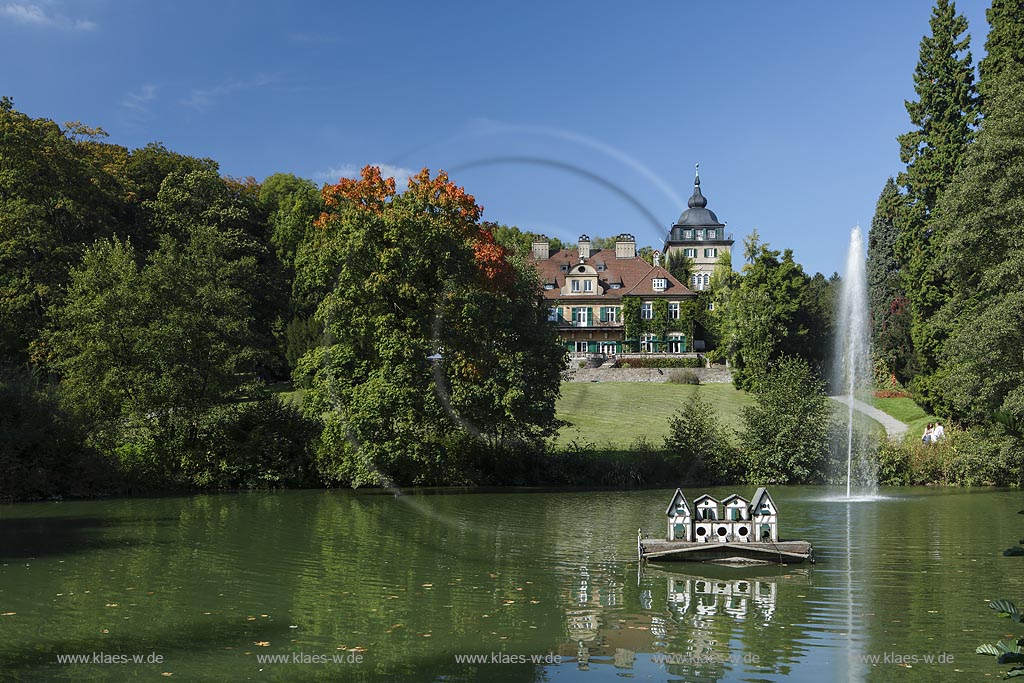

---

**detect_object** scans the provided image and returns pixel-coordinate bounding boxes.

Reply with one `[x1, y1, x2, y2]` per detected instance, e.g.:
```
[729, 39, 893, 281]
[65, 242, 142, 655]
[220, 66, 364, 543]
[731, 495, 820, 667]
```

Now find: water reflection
[0, 487, 1022, 682]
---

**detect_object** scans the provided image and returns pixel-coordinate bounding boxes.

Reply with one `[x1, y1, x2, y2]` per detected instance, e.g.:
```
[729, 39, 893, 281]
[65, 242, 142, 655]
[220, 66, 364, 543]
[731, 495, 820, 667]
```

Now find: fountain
[833, 226, 874, 499]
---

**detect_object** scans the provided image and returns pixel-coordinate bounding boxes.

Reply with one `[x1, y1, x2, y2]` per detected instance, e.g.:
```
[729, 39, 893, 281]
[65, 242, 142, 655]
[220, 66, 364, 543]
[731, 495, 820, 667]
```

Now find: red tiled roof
[529, 249, 694, 300]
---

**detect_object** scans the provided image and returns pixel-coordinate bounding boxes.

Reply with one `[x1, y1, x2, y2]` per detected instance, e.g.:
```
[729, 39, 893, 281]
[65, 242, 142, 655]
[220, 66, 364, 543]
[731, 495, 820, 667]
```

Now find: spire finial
[695, 163, 700, 185]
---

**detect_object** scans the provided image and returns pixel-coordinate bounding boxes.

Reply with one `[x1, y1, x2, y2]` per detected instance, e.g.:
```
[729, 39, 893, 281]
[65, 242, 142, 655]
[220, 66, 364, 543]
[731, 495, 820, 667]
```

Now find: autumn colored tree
[297, 166, 564, 486]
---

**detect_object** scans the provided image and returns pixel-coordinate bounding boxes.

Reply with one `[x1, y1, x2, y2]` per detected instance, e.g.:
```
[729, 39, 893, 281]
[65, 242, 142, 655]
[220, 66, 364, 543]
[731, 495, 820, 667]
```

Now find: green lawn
[555, 382, 753, 449]
[871, 396, 937, 439]
[557, 381, 889, 449]
[268, 381, 305, 407]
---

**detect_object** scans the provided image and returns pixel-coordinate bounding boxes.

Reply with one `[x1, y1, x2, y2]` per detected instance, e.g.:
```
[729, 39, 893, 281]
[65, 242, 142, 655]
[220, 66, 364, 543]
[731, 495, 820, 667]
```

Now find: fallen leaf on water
[105, 603, 119, 608]
[101, 629, 109, 634]
[422, 583, 433, 588]
[1, 612, 15, 616]
[160, 673, 173, 677]
[255, 642, 270, 647]
[246, 616, 256, 621]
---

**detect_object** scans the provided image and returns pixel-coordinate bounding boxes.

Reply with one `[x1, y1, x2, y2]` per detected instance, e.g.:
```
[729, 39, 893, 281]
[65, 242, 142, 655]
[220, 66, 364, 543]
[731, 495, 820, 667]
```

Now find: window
[599, 342, 617, 354]
[641, 302, 653, 319]
[560, 264, 569, 272]
[544, 283, 555, 290]
[640, 333, 656, 352]
[571, 279, 580, 292]
[683, 230, 692, 239]
[574, 307, 590, 327]
[574, 341, 589, 353]
[668, 302, 680, 320]
[684, 248, 697, 258]
[547, 307, 560, 322]
[583, 279, 593, 292]
[667, 334, 685, 353]
[704, 248, 718, 258]
[706, 229, 717, 240]
[596, 262, 606, 271]
[692, 273, 710, 291]
[703, 273, 710, 289]
[600, 307, 618, 323]
[696, 230, 704, 240]
[609, 283, 621, 290]
[708, 301, 715, 311]
[652, 278, 667, 291]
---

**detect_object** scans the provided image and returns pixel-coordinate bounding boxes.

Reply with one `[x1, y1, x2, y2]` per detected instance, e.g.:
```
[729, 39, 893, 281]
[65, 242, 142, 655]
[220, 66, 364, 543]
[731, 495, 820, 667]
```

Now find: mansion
[528, 171, 734, 355]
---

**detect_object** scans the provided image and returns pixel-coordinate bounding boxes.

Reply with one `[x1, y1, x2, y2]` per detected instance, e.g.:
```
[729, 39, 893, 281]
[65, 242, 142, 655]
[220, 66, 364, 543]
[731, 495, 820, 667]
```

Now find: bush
[0, 366, 110, 501]
[665, 394, 742, 483]
[742, 356, 831, 484]
[667, 369, 701, 385]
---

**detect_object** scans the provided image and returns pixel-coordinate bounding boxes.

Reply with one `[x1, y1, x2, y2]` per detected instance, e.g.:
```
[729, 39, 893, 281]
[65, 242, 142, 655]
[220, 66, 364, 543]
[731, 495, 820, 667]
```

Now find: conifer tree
[978, 0, 1024, 111]
[895, 0, 979, 403]
[866, 178, 912, 382]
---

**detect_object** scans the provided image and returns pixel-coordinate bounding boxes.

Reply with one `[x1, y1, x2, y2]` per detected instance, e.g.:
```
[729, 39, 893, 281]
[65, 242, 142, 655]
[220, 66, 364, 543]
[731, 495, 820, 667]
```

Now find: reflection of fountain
[833, 226, 875, 498]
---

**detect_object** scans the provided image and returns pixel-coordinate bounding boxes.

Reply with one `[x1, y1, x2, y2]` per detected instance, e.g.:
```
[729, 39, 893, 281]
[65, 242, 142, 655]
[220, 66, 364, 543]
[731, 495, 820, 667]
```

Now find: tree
[978, 0, 1024, 111]
[666, 250, 695, 285]
[720, 243, 817, 390]
[866, 178, 911, 382]
[297, 166, 565, 487]
[0, 100, 128, 363]
[895, 0, 979, 402]
[741, 356, 832, 484]
[932, 63, 1024, 430]
[664, 394, 741, 483]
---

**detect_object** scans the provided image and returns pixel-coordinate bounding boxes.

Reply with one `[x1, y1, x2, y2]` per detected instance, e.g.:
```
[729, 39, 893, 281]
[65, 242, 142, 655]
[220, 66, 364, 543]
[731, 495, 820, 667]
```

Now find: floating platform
[639, 538, 814, 565]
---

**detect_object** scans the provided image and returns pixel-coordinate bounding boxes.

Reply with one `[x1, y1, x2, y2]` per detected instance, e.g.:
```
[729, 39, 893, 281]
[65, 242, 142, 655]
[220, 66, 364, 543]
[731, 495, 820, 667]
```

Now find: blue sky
[0, 0, 991, 276]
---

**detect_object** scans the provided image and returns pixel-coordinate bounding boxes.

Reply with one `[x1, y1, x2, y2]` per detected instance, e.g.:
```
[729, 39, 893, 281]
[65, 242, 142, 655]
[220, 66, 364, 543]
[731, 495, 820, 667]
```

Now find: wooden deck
[639, 538, 814, 565]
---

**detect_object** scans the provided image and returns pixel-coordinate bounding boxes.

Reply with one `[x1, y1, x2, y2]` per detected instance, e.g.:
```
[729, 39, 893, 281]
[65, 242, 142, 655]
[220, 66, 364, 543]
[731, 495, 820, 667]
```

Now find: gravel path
[830, 395, 909, 439]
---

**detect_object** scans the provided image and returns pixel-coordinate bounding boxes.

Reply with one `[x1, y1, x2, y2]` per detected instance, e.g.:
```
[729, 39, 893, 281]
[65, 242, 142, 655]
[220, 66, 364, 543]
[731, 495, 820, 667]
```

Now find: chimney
[578, 234, 591, 259]
[615, 234, 636, 259]
[531, 237, 550, 260]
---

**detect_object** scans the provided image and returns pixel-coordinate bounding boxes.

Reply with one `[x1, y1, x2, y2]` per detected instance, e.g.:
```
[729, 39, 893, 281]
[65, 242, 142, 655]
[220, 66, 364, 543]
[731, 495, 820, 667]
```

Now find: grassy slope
[555, 382, 753, 449]
[871, 396, 938, 441]
[556, 382, 888, 449]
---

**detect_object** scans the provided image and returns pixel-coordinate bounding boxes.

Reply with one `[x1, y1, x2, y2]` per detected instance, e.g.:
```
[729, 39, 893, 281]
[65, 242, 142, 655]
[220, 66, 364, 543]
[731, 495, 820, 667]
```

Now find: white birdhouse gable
[693, 495, 720, 521]
[751, 488, 777, 517]
[665, 488, 690, 518]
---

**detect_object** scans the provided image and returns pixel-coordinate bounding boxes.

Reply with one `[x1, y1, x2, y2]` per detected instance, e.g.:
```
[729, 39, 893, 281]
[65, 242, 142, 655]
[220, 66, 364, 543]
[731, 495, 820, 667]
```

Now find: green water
[1, 487, 1021, 682]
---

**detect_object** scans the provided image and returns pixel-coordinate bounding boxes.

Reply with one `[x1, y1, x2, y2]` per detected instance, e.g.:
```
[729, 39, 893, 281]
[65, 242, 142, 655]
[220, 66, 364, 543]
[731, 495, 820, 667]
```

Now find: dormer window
[560, 264, 569, 273]
[610, 283, 622, 290]
[571, 279, 580, 292]
[683, 230, 692, 239]
[653, 278, 667, 292]
[544, 283, 555, 290]
[596, 262, 606, 271]
[583, 280, 593, 292]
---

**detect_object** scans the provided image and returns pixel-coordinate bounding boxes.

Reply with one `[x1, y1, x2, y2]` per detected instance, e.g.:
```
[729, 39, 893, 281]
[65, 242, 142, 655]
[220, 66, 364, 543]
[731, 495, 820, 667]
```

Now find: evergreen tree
[895, 0, 979, 403]
[866, 178, 913, 382]
[932, 63, 1024, 428]
[978, 0, 1024, 110]
[665, 249, 695, 285]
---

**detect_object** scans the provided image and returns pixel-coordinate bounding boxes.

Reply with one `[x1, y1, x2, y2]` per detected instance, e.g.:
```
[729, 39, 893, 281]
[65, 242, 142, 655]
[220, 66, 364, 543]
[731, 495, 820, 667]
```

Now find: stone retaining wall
[564, 366, 734, 384]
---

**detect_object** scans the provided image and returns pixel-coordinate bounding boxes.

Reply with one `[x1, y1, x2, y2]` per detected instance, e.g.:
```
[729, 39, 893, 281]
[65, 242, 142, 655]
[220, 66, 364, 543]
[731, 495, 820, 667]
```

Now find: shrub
[667, 369, 701, 385]
[665, 394, 742, 483]
[741, 356, 831, 485]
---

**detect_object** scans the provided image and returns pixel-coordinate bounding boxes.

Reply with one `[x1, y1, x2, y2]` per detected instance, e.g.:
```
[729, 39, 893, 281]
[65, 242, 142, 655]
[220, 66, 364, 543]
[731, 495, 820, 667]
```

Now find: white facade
[665, 488, 780, 544]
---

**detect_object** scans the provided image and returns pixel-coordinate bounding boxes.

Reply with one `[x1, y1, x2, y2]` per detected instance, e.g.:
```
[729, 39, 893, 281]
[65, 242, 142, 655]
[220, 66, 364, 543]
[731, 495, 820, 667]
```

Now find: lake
[1, 487, 1022, 682]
